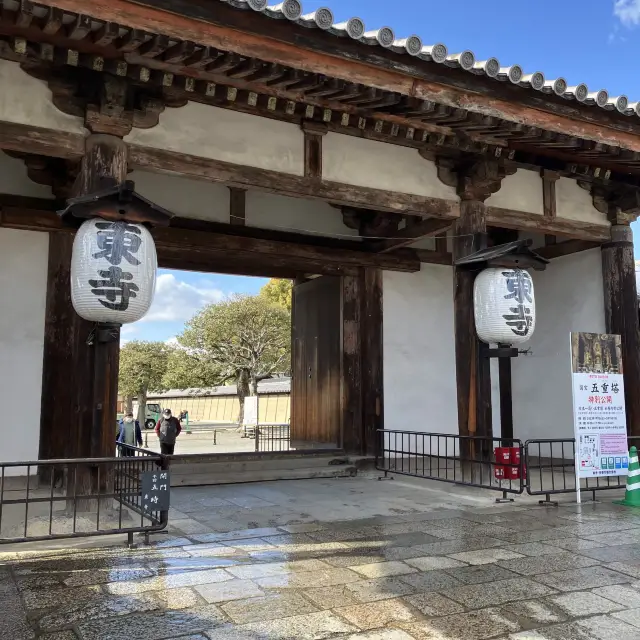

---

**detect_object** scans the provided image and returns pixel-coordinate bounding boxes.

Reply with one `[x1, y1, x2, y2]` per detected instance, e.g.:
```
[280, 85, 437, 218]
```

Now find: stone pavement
[2, 474, 640, 639]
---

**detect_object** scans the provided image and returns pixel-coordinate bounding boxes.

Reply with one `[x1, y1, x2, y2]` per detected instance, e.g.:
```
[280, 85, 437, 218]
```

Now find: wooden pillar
[452, 199, 492, 444]
[342, 272, 362, 453]
[39, 232, 94, 481]
[361, 268, 383, 456]
[77, 134, 128, 459]
[602, 224, 640, 437]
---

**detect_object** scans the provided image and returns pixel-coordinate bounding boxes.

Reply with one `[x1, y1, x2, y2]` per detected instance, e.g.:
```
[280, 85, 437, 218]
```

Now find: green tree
[260, 278, 292, 312]
[118, 341, 171, 427]
[177, 294, 290, 422]
[162, 348, 222, 390]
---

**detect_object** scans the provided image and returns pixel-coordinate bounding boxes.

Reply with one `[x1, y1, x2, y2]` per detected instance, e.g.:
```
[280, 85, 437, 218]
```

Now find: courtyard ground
[2, 473, 640, 639]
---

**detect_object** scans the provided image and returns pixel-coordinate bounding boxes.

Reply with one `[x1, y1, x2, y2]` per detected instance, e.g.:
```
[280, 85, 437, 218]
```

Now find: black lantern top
[455, 239, 549, 271]
[58, 179, 174, 227]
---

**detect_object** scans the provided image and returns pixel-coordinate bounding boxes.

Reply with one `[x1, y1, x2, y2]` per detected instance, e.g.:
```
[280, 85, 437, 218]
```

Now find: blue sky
[127, 1, 640, 343]
[122, 271, 268, 343]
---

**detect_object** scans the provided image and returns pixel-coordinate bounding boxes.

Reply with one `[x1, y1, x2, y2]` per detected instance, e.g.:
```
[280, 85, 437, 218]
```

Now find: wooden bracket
[584, 183, 640, 225]
[436, 157, 517, 202]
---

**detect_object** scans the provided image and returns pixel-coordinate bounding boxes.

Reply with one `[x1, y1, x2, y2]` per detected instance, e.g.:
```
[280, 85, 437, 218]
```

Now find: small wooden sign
[141, 470, 171, 512]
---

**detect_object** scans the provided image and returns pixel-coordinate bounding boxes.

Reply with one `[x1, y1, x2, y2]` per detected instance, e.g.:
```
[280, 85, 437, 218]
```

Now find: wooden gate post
[76, 134, 128, 460]
[602, 223, 640, 437]
[437, 160, 515, 451]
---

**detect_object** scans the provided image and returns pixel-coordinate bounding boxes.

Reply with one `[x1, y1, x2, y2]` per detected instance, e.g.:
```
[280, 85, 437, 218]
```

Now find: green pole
[185, 411, 191, 434]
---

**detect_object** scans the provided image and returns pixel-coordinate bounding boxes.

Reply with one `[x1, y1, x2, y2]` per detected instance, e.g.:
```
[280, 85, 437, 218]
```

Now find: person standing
[155, 408, 181, 455]
[117, 412, 143, 455]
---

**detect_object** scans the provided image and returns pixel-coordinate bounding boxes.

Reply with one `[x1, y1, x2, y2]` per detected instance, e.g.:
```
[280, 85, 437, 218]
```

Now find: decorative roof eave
[221, 0, 638, 118]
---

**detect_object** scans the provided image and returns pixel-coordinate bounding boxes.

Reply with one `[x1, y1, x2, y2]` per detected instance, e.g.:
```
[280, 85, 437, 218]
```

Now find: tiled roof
[221, 0, 638, 117]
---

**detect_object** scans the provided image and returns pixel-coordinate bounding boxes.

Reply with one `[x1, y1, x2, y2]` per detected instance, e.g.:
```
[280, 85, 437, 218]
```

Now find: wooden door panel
[291, 277, 341, 446]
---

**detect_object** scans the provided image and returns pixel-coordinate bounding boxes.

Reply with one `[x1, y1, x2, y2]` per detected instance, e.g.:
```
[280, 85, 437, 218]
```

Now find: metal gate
[0, 446, 168, 545]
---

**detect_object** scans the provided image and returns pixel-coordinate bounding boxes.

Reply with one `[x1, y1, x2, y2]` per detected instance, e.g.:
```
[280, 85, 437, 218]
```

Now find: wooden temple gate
[0, 0, 639, 476]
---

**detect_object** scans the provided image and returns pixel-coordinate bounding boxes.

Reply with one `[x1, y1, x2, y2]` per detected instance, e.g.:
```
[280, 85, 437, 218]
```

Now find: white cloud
[141, 273, 225, 323]
[120, 324, 138, 345]
[614, 0, 640, 26]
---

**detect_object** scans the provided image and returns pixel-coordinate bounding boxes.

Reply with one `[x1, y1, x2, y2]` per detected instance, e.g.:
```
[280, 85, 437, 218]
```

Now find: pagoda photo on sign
[570, 333, 628, 479]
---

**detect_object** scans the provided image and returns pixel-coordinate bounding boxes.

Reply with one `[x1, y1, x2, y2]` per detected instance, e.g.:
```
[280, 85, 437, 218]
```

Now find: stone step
[168, 453, 357, 486]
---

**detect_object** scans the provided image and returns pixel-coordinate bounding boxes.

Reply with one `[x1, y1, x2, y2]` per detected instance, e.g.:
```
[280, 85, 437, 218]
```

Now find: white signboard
[243, 396, 258, 427]
[570, 333, 629, 483]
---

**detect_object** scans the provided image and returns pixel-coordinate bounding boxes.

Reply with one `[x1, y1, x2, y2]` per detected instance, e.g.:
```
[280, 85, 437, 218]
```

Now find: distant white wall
[556, 177, 609, 225]
[486, 169, 544, 214]
[382, 250, 605, 457]
[0, 229, 48, 470]
[0, 59, 86, 134]
[127, 103, 304, 175]
[323, 133, 457, 200]
[129, 170, 230, 223]
[0, 152, 54, 198]
[129, 169, 358, 236]
[512, 249, 605, 444]
[383, 265, 457, 439]
[246, 191, 358, 238]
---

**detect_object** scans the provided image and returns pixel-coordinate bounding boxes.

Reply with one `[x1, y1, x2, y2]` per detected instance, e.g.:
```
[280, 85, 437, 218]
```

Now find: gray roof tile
[216, 0, 639, 117]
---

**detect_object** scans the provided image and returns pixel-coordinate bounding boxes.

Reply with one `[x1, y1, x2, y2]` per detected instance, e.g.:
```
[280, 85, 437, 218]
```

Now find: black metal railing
[524, 437, 640, 504]
[255, 424, 291, 452]
[376, 429, 524, 499]
[0, 447, 168, 545]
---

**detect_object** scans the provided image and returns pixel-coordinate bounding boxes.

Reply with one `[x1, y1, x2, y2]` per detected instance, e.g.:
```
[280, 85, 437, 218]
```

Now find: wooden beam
[542, 169, 559, 247]
[602, 225, 640, 437]
[128, 145, 458, 219]
[536, 239, 600, 259]
[0, 200, 419, 273]
[33, 0, 640, 152]
[435, 234, 448, 253]
[414, 249, 453, 265]
[228, 186, 246, 226]
[486, 205, 611, 242]
[302, 121, 326, 180]
[151, 226, 420, 273]
[370, 217, 453, 253]
[0, 121, 85, 159]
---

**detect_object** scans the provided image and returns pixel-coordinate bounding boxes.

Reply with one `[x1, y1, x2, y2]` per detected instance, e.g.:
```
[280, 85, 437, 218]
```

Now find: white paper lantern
[474, 268, 536, 345]
[71, 218, 157, 324]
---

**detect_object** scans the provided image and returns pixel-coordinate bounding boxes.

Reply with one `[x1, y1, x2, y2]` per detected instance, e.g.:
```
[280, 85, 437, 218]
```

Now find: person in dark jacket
[117, 412, 143, 455]
[155, 409, 181, 455]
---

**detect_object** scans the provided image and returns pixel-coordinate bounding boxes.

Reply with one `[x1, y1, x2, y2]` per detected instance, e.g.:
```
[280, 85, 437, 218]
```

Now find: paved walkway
[2, 474, 640, 639]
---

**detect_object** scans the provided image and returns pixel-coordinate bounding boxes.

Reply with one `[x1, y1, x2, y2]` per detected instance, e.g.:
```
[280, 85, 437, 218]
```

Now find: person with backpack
[155, 408, 181, 455]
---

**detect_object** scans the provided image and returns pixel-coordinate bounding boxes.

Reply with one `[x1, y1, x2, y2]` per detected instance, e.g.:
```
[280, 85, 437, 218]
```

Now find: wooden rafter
[369, 217, 453, 253]
[26, 0, 640, 154]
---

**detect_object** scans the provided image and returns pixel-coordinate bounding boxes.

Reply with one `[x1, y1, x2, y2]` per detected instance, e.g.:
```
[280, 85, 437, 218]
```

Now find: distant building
[147, 378, 291, 424]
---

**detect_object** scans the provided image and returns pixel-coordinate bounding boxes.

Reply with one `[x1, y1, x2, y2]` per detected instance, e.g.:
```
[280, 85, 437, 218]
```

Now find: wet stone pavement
[2, 475, 640, 639]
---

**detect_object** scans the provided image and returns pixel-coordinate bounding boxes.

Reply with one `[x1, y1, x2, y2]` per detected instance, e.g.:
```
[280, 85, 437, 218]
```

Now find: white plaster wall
[556, 177, 609, 225]
[382, 250, 604, 459]
[323, 133, 457, 200]
[0, 152, 54, 198]
[0, 229, 48, 471]
[127, 104, 304, 175]
[512, 249, 605, 447]
[246, 191, 358, 237]
[129, 170, 230, 223]
[0, 59, 86, 134]
[383, 265, 458, 448]
[486, 169, 544, 215]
